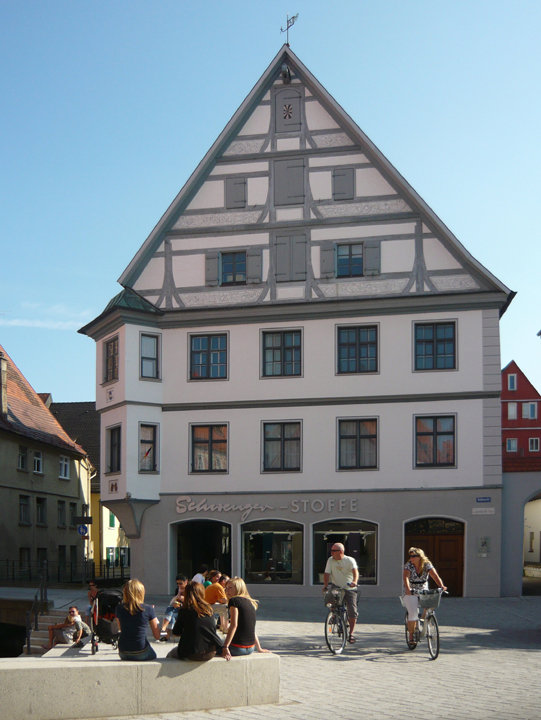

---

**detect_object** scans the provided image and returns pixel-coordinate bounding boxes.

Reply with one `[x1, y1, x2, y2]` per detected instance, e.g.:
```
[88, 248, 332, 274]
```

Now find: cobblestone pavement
[3, 588, 541, 720]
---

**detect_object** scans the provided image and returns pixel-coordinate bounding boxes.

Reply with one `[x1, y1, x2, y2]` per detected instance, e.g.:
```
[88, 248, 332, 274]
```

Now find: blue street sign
[476, 497, 491, 503]
[78, 524, 88, 536]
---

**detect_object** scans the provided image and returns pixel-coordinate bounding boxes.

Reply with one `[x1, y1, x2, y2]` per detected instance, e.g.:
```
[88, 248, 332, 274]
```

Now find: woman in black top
[115, 579, 160, 661]
[167, 581, 223, 661]
[221, 577, 269, 659]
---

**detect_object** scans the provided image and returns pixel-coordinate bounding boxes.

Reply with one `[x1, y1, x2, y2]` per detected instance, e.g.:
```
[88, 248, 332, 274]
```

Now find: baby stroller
[90, 588, 122, 654]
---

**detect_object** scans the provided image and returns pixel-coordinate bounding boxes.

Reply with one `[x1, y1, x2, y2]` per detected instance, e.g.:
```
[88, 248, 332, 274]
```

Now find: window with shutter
[363, 240, 381, 276]
[274, 158, 305, 206]
[332, 168, 355, 201]
[205, 251, 219, 286]
[275, 88, 302, 133]
[275, 235, 306, 283]
[225, 177, 247, 209]
[246, 247, 262, 283]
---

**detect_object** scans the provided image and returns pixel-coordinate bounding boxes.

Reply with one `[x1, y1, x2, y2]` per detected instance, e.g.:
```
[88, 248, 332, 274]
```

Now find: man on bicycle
[322, 543, 358, 644]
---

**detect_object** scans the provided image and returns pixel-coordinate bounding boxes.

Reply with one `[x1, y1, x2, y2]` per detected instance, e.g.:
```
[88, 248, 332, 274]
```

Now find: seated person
[115, 579, 160, 661]
[159, 574, 187, 641]
[166, 581, 223, 661]
[85, 581, 99, 623]
[45, 606, 91, 650]
[204, 573, 229, 632]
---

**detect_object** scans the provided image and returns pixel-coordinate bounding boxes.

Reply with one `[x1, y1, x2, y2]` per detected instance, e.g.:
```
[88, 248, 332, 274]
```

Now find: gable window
[262, 331, 301, 377]
[19, 495, 30, 525]
[337, 326, 377, 374]
[141, 333, 159, 379]
[508, 374, 517, 391]
[107, 426, 121, 473]
[338, 419, 378, 469]
[36, 497, 47, 526]
[225, 177, 246, 209]
[221, 252, 246, 286]
[191, 425, 228, 473]
[57, 500, 66, 527]
[415, 323, 456, 371]
[139, 424, 158, 472]
[332, 168, 355, 201]
[415, 416, 455, 467]
[18, 446, 28, 471]
[59, 455, 70, 480]
[33, 451, 43, 474]
[263, 422, 301, 472]
[190, 334, 227, 380]
[275, 234, 306, 283]
[104, 336, 119, 383]
[337, 243, 363, 277]
[506, 438, 517, 452]
[275, 88, 301, 133]
[274, 159, 304, 206]
[530, 438, 540, 452]
[508, 403, 517, 420]
[523, 402, 537, 420]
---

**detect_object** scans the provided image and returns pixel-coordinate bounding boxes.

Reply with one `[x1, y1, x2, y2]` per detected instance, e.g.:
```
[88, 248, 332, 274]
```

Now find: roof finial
[281, 13, 299, 47]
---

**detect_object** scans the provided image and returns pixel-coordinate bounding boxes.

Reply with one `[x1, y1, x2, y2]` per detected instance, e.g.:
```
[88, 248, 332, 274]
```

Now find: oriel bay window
[242, 520, 303, 584]
[190, 334, 227, 379]
[107, 426, 121, 473]
[139, 424, 158, 472]
[104, 336, 119, 382]
[338, 419, 378, 469]
[415, 322, 456, 370]
[263, 422, 301, 471]
[141, 333, 159, 379]
[415, 416, 455, 467]
[313, 519, 377, 585]
[337, 326, 377, 374]
[191, 425, 228, 472]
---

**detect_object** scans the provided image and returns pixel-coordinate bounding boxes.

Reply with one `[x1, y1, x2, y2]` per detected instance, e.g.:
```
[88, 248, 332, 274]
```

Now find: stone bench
[1, 642, 280, 720]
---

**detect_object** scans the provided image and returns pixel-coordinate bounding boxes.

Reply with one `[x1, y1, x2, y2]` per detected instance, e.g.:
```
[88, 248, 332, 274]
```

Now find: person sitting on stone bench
[204, 572, 229, 633]
[167, 581, 224, 661]
[45, 606, 91, 650]
[158, 574, 188, 641]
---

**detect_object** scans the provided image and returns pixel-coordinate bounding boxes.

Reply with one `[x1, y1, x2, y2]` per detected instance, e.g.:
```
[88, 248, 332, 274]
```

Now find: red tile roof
[0, 344, 86, 456]
[503, 457, 541, 473]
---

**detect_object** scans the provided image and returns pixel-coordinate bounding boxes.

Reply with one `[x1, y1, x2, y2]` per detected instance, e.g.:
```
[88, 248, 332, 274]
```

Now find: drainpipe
[0, 352, 7, 419]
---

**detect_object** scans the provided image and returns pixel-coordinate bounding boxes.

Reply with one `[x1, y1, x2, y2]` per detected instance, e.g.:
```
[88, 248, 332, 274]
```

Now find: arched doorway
[405, 518, 464, 597]
[523, 494, 541, 595]
[176, 520, 231, 579]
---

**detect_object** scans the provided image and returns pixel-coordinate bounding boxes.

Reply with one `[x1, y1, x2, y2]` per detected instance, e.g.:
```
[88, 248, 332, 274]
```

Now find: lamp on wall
[280, 63, 291, 84]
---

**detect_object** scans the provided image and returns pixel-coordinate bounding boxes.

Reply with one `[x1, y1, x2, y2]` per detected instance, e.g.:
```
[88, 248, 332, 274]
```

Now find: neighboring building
[50, 401, 130, 571]
[0, 345, 91, 580]
[81, 45, 513, 597]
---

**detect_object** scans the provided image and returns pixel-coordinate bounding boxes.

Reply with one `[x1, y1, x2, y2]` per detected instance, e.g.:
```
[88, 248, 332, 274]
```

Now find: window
[190, 334, 227, 379]
[274, 159, 304, 206]
[530, 438, 540, 452]
[332, 168, 355, 201]
[33, 451, 43, 474]
[263, 422, 301, 471]
[69, 503, 77, 527]
[275, 88, 302, 133]
[59, 455, 70, 479]
[19, 495, 30, 525]
[141, 334, 159, 379]
[18, 446, 28, 471]
[36, 497, 47, 525]
[225, 177, 246, 209]
[506, 438, 517, 453]
[191, 425, 228, 472]
[107, 426, 121, 473]
[109, 511, 116, 529]
[508, 403, 517, 420]
[57, 500, 66, 527]
[37, 548, 48, 569]
[415, 416, 455, 467]
[104, 336, 119, 383]
[337, 326, 377, 374]
[221, 252, 246, 286]
[523, 402, 537, 420]
[262, 331, 301, 377]
[58, 545, 67, 569]
[508, 374, 517, 391]
[242, 520, 303, 584]
[313, 520, 377, 585]
[70, 545, 77, 567]
[338, 419, 378, 469]
[415, 323, 456, 370]
[275, 234, 306, 282]
[19, 548, 30, 571]
[337, 243, 363, 277]
[529, 532, 535, 553]
[139, 424, 158, 472]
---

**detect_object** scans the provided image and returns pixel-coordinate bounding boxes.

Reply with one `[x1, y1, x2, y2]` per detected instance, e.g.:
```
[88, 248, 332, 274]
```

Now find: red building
[501, 361, 541, 472]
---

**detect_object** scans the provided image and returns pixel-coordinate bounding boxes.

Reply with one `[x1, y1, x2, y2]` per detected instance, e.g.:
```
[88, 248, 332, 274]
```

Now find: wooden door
[405, 533, 464, 597]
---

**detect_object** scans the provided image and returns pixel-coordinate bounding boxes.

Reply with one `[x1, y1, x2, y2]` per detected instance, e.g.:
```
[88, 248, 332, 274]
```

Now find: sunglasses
[409, 554, 419, 558]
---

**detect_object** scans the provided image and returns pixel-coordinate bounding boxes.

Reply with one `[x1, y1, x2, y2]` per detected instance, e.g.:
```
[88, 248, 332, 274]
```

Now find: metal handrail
[25, 566, 48, 654]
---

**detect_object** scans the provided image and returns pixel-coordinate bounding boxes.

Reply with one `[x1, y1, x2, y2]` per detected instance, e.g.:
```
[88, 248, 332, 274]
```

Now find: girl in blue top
[115, 579, 161, 661]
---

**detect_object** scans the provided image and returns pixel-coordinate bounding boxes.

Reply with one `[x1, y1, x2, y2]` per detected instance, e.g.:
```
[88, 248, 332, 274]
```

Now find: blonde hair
[408, 547, 431, 574]
[226, 577, 259, 609]
[122, 579, 145, 615]
[184, 581, 213, 617]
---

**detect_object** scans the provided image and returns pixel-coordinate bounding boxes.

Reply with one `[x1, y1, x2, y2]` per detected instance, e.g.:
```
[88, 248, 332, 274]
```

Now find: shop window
[313, 519, 378, 585]
[242, 520, 303, 584]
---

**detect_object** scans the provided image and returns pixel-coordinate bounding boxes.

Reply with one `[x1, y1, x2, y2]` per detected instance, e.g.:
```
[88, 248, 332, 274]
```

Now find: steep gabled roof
[0, 344, 86, 456]
[118, 44, 511, 303]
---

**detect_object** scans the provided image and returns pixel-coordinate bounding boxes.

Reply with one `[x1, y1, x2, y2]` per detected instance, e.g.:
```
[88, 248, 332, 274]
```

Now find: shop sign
[176, 495, 359, 522]
[472, 508, 495, 515]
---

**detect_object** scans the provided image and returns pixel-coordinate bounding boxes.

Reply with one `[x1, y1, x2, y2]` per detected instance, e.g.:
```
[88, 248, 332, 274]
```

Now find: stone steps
[22, 609, 75, 657]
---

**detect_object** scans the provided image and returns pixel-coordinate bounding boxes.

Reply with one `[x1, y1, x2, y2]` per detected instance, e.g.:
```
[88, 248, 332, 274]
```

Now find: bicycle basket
[324, 588, 342, 607]
[417, 590, 442, 609]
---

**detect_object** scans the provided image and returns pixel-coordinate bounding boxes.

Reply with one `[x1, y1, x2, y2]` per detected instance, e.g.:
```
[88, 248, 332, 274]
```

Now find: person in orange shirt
[204, 573, 229, 632]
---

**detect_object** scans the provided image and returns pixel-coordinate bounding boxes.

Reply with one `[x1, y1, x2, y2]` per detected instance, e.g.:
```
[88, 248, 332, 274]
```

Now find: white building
[81, 46, 512, 597]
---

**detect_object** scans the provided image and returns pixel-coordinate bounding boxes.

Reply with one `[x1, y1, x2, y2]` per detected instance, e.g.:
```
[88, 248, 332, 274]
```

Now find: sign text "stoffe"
[176, 496, 359, 522]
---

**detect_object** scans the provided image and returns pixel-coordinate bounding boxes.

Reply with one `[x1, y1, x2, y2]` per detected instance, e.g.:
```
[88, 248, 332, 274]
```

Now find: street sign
[77, 524, 88, 536]
[75, 516, 92, 524]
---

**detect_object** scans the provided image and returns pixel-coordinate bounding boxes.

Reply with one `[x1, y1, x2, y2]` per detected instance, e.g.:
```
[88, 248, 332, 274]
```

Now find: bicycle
[400, 588, 446, 660]
[324, 586, 356, 655]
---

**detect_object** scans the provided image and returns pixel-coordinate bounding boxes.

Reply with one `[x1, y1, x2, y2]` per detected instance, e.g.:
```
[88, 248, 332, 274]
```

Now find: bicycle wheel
[404, 612, 417, 650]
[325, 609, 347, 654]
[426, 614, 439, 659]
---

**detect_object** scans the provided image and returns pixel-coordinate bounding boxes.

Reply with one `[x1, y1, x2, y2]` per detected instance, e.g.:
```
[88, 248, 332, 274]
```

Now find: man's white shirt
[324, 555, 357, 588]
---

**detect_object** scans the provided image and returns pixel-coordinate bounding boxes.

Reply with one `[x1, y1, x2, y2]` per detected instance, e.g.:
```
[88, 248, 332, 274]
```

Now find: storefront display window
[313, 519, 377, 585]
[242, 520, 303, 584]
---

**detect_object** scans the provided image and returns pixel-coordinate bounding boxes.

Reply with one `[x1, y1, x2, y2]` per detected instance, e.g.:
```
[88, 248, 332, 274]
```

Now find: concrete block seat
[0, 638, 280, 720]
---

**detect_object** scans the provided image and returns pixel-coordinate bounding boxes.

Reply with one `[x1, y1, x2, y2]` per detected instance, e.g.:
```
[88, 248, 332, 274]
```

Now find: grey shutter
[291, 235, 307, 281]
[274, 158, 305, 206]
[246, 247, 262, 283]
[275, 88, 301, 133]
[363, 240, 381, 276]
[332, 168, 355, 201]
[320, 241, 335, 278]
[275, 236, 291, 282]
[205, 251, 219, 286]
[225, 177, 246, 209]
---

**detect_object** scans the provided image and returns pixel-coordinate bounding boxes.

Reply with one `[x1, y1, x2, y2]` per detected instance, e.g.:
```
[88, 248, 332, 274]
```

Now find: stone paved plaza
[3, 588, 541, 720]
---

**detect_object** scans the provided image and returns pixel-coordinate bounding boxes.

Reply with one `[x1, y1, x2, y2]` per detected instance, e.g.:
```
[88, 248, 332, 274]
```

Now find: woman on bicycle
[403, 547, 446, 644]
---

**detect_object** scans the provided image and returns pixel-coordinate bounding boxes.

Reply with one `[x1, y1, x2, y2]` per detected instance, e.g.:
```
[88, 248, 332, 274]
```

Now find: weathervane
[281, 13, 299, 46]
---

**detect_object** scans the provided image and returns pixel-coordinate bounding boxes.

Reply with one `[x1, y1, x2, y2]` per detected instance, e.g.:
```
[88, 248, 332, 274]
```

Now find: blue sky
[1, 0, 539, 400]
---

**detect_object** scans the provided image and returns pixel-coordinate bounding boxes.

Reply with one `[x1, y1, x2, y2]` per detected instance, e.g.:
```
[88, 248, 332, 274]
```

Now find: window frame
[262, 420, 302, 473]
[508, 374, 517, 391]
[189, 333, 229, 381]
[36, 497, 47, 526]
[261, 329, 303, 378]
[19, 495, 31, 525]
[18, 446, 28, 471]
[140, 332, 161, 381]
[413, 321, 457, 372]
[337, 417, 378, 470]
[508, 402, 517, 420]
[33, 450, 43, 474]
[529, 438, 540, 452]
[69, 503, 77, 528]
[190, 423, 228, 474]
[221, 251, 247, 286]
[57, 500, 67, 528]
[59, 455, 70, 480]
[523, 402, 537, 420]
[103, 335, 119, 384]
[139, 422, 159, 473]
[415, 414, 456, 468]
[506, 438, 518, 452]
[336, 242, 363, 278]
[336, 324, 378, 375]
[106, 425, 121, 474]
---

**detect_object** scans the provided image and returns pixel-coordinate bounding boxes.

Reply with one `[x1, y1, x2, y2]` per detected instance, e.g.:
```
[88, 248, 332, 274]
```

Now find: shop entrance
[405, 518, 464, 597]
[176, 520, 231, 579]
